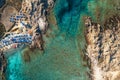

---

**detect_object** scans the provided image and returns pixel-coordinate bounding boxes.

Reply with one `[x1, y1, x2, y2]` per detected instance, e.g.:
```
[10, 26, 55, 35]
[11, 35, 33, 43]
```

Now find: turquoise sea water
[5, 0, 93, 80]
[54, 0, 89, 37]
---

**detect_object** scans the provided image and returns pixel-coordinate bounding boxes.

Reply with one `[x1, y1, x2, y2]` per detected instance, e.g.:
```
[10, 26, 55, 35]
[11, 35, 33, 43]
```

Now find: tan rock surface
[85, 16, 120, 80]
[0, 6, 18, 31]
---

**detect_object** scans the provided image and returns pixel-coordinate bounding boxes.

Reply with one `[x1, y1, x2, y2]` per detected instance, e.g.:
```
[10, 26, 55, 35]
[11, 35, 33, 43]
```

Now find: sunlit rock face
[85, 16, 120, 80]
[54, 0, 89, 37]
[21, 0, 54, 33]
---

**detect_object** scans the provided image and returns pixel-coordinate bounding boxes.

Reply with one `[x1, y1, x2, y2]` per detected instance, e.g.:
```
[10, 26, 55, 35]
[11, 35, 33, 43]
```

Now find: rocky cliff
[20, 0, 54, 49]
[85, 15, 120, 80]
[21, 0, 54, 33]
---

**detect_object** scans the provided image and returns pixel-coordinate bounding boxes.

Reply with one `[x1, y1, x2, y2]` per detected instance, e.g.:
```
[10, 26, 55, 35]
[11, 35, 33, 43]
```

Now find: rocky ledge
[19, 0, 54, 50]
[0, 51, 6, 80]
[85, 15, 120, 80]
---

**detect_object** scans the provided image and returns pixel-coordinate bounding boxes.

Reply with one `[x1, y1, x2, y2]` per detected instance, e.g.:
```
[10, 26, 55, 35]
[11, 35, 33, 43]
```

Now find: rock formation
[85, 16, 120, 80]
[21, 0, 54, 34]
[0, 51, 6, 80]
[30, 26, 44, 50]
[19, 0, 54, 50]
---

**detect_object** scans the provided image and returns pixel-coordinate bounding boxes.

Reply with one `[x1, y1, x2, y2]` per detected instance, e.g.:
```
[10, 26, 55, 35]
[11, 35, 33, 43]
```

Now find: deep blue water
[54, 0, 89, 37]
[5, 0, 92, 80]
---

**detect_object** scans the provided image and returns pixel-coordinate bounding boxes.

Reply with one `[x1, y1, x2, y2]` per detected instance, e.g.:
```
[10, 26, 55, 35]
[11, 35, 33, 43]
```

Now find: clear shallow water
[5, 0, 92, 80]
[5, 50, 24, 80]
[54, 0, 89, 37]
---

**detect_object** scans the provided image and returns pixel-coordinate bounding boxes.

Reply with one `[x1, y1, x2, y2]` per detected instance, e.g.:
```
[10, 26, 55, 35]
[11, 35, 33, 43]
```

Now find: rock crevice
[85, 16, 120, 80]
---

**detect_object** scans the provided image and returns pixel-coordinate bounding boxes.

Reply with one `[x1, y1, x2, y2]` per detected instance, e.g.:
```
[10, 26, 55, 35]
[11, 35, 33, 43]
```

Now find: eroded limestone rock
[85, 15, 120, 80]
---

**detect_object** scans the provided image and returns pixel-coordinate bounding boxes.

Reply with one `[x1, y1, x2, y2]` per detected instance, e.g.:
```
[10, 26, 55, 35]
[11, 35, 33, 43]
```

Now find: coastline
[84, 15, 120, 80]
[1, 0, 55, 80]
[1, 0, 120, 80]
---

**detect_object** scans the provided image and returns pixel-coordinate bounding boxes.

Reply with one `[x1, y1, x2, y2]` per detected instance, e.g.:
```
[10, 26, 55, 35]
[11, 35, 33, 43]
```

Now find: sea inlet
[5, 0, 93, 80]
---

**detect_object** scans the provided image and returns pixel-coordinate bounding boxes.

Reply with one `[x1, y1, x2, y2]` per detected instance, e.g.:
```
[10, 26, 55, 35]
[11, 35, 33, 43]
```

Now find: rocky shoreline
[17, 0, 54, 50]
[85, 15, 120, 80]
[0, 51, 6, 80]
[0, 0, 55, 79]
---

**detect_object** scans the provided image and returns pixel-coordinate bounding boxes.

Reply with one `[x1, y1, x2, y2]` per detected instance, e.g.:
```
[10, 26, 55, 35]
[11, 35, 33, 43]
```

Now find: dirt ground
[0, 6, 18, 31]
